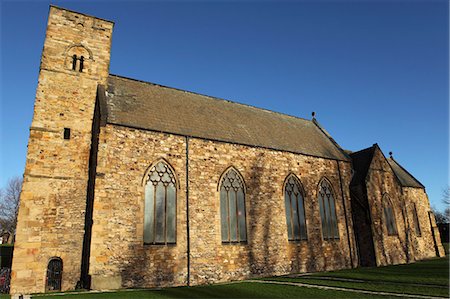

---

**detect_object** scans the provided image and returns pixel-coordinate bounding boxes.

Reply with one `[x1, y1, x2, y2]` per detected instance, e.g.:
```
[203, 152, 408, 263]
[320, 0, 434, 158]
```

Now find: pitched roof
[387, 158, 424, 188]
[349, 144, 425, 189]
[349, 146, 376, 186]
[102, 75, 349, 161]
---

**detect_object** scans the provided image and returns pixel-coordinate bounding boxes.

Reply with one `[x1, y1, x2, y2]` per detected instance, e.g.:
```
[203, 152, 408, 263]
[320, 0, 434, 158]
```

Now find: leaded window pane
[329, 195, 338, 238]
[144, 161, 177, 244]
[284, 175, 307, 241]
[220, 168, 247, 243]
[155, 183, 165, 243]
[318, 179, 339, 240]
[291, 190, 300, 238]
[220, 189, 229, 241]
[237, 189, 247, 241]
[229, 190, 238, 241]
[284, 191, 293, 240]
[413, 204, 421, 236]
[324, 193, 331, 239]
[391, 207, 397, 235]
[166, 184, 176, 243]
[144, 182, 155, 244]
[298, 193, 307, 239]
[383, 195, 398, 236]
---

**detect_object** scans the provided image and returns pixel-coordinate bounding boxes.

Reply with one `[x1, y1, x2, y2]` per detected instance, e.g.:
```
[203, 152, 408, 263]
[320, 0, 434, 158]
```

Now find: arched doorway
[46, 257, 63, 291]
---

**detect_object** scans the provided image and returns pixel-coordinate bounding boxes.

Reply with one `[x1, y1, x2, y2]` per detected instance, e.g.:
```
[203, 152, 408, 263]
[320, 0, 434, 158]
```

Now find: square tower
[10, 6, 113, 295]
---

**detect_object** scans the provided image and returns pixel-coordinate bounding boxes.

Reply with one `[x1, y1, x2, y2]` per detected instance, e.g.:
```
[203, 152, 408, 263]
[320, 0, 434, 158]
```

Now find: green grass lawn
[267, 256, 449, 297]
[31, 282, 406, 299]
[7, 256, 448, 299]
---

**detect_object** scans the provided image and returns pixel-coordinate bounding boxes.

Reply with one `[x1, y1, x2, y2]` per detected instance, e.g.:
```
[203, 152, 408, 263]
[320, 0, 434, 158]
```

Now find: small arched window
[318, 178, 339, 240]
[412, 203, 421, 236]
[219, 167, 247, 243]
[66, 44, 91, 73]
[383, 194, 398, 236]
[144, 161, 177, 244]
[284, 174, 307, 241]
[46, 257, 63, 292]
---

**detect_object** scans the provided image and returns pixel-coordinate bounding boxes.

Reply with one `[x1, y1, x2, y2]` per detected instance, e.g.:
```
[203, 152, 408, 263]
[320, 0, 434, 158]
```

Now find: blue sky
[0, 0, 448, 211]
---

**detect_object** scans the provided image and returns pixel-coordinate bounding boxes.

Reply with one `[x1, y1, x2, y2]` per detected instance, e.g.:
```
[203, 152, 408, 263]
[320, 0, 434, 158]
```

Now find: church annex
[10, 6, 444, 295]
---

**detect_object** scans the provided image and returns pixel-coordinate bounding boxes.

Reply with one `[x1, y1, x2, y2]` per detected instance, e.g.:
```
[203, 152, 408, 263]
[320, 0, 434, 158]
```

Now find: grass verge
[33, 282, 404, 299]
[266, 256, 449, 297]
[9, 256, 449, 299]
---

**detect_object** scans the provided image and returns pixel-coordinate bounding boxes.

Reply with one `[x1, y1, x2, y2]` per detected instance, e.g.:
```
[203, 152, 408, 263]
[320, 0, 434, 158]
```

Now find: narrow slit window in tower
[64, 128, 71, 140]
[72, 55, 77, 71]
[79, 56, 84, 72]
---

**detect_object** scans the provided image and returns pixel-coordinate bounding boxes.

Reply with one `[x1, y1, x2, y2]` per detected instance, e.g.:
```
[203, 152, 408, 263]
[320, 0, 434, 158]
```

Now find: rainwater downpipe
[185, 136, 191, 286]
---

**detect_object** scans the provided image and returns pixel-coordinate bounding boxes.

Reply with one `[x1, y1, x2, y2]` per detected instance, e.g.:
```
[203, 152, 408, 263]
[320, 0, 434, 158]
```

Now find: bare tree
[432, 202, 450, 225]
[443, 187, 450, 205]
[0, 177, 23, 237]
[434, 209, 449, 225]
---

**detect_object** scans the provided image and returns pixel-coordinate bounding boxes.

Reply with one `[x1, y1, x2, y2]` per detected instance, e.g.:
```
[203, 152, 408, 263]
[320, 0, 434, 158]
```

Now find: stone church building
[10, 6, 444, 295]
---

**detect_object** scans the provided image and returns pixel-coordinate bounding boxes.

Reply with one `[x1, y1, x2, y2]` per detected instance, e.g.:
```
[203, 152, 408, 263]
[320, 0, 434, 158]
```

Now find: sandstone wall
[365, 148, 409, 266]
[89, 124, 357, 289]
[11, 6, 113, 295]
[404, 187, 445, 259]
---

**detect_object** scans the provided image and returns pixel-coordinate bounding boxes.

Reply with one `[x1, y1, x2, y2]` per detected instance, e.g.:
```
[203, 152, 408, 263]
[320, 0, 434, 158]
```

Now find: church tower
[10, 6, 113, 294]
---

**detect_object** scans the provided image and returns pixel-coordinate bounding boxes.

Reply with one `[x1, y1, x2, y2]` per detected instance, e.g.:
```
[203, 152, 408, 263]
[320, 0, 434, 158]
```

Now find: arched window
[219, 167, 247, 243]
[383, 194, 398, 236]
[412, 203, 421, 236]
[46, 257, 62, 292]
[318, 178, 339, 240]
[144, 161, 177, 244]
[284, 174, 307, 240]
[65, 44, 91, 73]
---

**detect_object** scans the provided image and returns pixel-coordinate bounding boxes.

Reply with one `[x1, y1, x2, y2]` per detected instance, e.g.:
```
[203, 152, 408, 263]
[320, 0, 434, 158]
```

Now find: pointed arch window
[412, 203, 421, 236]
[220, 168, 247, 243]
[318, 179, 339, 240]
[284, 174, 307, 241]
[383, 194, 398, 236]
[144, 161, 177, 244]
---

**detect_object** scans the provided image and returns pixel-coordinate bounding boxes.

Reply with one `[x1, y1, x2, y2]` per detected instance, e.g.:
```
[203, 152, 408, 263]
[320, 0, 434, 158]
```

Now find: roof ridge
[349, 145, 376, 156]
[108, 74, 313, 123]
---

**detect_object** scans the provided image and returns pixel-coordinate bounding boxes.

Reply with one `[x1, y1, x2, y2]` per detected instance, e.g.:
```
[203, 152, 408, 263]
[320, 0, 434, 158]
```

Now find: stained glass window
[318, 179, 339, 240]
[383, 194, 398, 236]
[144, 161, 177, 244]
[220, 168, 247, 243]
[284, 174, 307, 240]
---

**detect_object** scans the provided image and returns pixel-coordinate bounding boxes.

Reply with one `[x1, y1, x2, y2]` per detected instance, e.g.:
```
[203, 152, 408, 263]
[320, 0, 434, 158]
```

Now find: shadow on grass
[33, 282, 396, 299]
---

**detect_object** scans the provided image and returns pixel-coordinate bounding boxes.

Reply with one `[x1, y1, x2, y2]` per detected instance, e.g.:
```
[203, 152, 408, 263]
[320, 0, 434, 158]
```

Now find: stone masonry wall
[365, 148, 409, 266]
[89, 124, 357, 289]
[403, 187, 444, 260]
[11, 7, 113, 295]
[89, 125, 189, 289]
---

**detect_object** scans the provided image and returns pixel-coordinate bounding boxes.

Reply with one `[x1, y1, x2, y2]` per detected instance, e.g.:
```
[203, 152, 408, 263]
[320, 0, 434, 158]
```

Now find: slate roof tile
[103, 75, 349, 161]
